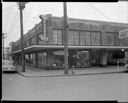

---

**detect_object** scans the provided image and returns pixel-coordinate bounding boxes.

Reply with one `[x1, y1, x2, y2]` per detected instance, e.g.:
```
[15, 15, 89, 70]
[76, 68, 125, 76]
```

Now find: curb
[16, 70, 124, 78]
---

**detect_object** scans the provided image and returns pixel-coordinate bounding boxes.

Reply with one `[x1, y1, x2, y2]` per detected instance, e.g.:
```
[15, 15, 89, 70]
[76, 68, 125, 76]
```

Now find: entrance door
[91, 50, 100, 66]
[69, 50, 90, 68]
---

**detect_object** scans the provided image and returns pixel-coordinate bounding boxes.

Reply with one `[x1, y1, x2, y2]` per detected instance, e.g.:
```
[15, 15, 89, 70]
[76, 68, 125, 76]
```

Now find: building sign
[119, 29, 128, 39]
[39, 15, 47, 36]
[53, 51, 64, 55]
[39, 15, 48, 41]
[43, 16, 47, 36]
[39, 34, 48, 41]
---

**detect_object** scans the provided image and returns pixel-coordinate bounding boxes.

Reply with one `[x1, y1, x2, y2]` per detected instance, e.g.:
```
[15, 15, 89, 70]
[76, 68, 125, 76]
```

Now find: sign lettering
[39, 15, 48, 41]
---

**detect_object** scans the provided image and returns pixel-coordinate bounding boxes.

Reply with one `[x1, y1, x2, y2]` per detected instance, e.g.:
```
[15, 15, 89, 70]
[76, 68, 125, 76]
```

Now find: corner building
[10, 14, 128, 69]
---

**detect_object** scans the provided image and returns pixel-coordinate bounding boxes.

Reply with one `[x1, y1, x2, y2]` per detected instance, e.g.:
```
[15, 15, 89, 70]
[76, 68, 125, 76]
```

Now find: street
[2, 72, 128, 101]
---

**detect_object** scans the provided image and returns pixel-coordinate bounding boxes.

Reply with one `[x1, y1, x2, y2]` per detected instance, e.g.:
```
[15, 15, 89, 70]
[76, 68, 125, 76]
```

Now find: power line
[89, 3, 113, 21]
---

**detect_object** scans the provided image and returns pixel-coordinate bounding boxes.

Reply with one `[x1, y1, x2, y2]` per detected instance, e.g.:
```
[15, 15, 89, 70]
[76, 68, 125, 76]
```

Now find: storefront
[10, 14, 128, 69]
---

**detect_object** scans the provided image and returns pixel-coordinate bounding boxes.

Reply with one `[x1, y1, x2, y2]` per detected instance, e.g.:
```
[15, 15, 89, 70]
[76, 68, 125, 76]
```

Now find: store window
[38, 52, 47, 66]
[73, 31, 79, 45]
[80, 32, 86, 46]
[31, 36, 37, 45]
[68, 30, 80, 45]
[57, 30, 62, 45]
[91, 31, 101, 46]
[68, 31, 74, 45]
[53, 30, 58, 44]
[25, 55, 29, 63]
[53, 30, 63, 45]
[29, 38, 31, 46]
[102, 32, 114, 46]
[114, 32, 120, 46]
[31, 53, 36, 66]
[26, 40, 29, 47]
[85, 32, 91, 45]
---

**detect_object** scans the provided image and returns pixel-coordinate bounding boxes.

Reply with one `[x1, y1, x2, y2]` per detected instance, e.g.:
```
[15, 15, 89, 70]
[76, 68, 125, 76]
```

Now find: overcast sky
[2, 1, 128, 47]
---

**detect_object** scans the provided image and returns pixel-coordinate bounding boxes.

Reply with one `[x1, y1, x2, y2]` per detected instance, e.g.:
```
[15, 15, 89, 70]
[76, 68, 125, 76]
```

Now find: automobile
[124, 63, 128, 72]
[2, 60, 17, 73]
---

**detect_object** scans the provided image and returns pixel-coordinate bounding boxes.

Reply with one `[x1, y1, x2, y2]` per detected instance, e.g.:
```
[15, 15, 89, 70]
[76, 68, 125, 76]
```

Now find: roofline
[52, 16, 128, 27]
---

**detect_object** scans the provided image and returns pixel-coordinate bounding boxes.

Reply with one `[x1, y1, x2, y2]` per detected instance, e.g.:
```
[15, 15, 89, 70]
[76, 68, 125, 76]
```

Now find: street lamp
[63, 2, 69, 74]
[17, 2, 28, 72]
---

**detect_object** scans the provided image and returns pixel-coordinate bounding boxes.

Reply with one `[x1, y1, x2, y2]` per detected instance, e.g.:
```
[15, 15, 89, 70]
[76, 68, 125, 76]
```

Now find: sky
[2, 1, 128, 47]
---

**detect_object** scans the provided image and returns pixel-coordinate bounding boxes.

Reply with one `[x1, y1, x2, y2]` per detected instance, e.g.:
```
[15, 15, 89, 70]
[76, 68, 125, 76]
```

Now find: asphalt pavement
[2, 72, 128, 101]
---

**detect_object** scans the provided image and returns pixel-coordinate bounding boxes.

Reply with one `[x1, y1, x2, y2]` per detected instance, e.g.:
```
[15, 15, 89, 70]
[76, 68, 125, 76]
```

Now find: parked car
[124, 64, 128, 72]
[2, 60, 17, 73]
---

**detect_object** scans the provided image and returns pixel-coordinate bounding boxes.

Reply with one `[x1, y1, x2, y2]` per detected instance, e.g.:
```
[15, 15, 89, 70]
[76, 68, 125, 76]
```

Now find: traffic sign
[119, 29, 128, 39]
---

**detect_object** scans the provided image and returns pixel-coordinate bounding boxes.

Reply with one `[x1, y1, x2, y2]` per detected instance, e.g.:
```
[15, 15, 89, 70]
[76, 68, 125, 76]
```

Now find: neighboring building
[3, 47, 11, 60]
[10, 14, 128, 69]
[9, 42, 15, 60]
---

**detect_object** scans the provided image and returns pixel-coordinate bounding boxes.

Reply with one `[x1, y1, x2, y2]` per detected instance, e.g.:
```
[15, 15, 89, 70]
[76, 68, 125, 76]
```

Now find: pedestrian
[72, 70, 75, 74]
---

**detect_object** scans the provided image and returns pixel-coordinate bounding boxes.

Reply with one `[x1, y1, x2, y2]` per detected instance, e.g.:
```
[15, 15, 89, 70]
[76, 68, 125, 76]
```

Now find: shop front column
[19, 54, 25, 65]
[17, 55, 19, 64]
[89, 50, 92, 67]
[12, 55, 15, 62]
[100, 50, 107, 67]
[50, 51, 54, 67]
[46, 50, 53, 67]
[14, 55, 16, 64]
[28, 53, 31, 66]
[35, 52, 38, 67]
[19, 55, 21, 65]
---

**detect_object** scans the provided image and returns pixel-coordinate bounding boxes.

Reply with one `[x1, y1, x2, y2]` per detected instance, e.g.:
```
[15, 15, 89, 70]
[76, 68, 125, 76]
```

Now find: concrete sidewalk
[16, 65, 125, 77]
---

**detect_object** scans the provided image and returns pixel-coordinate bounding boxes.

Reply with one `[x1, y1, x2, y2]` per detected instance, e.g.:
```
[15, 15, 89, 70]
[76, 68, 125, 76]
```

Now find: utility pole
[2, 33, 7, 60]
[18, 2, 27, 72]
[63, 2, 68, 74]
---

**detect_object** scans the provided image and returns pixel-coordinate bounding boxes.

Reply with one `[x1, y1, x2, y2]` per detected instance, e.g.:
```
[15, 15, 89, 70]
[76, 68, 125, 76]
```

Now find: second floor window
[102, 32, 114, 46]
[91, 31, 101, 46]
[31, 36, 37, 45]
[53, 30, 62, 45]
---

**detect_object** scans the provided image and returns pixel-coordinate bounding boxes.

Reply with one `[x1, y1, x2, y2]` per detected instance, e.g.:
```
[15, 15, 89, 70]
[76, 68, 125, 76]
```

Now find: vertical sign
[39, 15, 48, 41]
[40, 15, 47, 36]
[43, 15, 47, 36]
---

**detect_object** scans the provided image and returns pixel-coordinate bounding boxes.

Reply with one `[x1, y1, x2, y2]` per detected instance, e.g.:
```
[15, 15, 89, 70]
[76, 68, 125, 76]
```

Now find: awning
[10, 45, 128, 55]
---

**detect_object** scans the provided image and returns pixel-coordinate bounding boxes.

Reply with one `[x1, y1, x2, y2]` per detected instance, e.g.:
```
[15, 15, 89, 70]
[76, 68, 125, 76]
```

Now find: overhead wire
[88, 3, 113, 21]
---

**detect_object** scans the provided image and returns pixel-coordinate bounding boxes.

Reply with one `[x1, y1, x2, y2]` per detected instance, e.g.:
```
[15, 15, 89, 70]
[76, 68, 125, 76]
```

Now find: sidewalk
[15, 65, 125, 77]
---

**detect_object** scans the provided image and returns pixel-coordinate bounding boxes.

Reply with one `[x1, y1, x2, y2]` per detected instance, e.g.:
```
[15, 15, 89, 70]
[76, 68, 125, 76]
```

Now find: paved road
[2, 72, 128, 101]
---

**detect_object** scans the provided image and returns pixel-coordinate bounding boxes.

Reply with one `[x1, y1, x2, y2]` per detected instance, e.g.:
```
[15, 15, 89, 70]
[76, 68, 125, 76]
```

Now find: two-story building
[10, 14, 128, 69]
